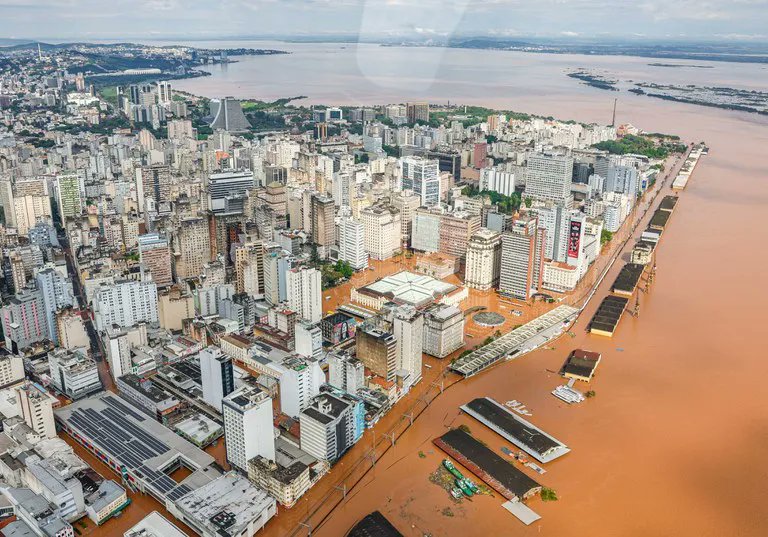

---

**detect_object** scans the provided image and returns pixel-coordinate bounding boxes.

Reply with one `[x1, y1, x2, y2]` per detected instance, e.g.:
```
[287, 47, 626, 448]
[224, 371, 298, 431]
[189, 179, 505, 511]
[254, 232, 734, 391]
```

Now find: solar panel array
[65, 395, 192, 502]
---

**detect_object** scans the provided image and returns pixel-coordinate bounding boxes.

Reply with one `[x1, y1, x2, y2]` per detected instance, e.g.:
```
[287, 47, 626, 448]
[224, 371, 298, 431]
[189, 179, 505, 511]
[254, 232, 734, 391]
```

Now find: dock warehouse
[649, 208, 672, 231]
[460, 398, 570, 463]
[433, 428, 541, 501]
[589, 295, 629, 337]
[562, 349, 602, 382]
[611, 263, 645, 297]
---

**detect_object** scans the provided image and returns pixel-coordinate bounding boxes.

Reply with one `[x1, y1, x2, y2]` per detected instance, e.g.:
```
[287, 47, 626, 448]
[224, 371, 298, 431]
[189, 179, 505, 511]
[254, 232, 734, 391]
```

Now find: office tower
[4, 250, 27, 293]
[356, 318, 398, 382]
[314, 122, 328, 141]
[479, 167, 516, 197]
[411, 208, 441, 253]
[235, 241, 264, 298]
[606, 164, 639, 197]
[286, 267, 322, 324]
[138, 234, 173, 287]
[135, 164, 171, 214]
[310, 194, 335, 252]
[35, 266, 75, 344]
[173, 217, 211, 280]
[208, 97, 251, 132]
[390, 190, 421, 247]
[464, 228, 502, 290]
[499, 215, 545, 301]
[406, 102, 429, 124]
[263, 245, 292, 306]
[402, 156, 440, 207]
[103, 324, 147, 380]
[390, 306, 423, 389]
[16, 381, 56, 438]
[0, 177, 16, 228]
[361, 204, 401, 261]
[328, 352, 364, 395]
[338, 217, 368, 270]
[55, 171, 84, 224]
[92, 280, 159, 331]
[0, 354, 24, 389]
[47, 348, 102, 400]
[473, 142, 488, 168]
[566, 211, 587, 268]
[223, 385, 275, 471]
[439, 211, 482, 261]
[524, 153, 575, 205]
[300, 393, 364, 462]
[207, 170, 255, 214]
[200, 346, 235, 412]
[1, 289, 49, 353]
[427, 148, 461, 184]
[422, 304, 465, 358]
[156, 81, 172, 105]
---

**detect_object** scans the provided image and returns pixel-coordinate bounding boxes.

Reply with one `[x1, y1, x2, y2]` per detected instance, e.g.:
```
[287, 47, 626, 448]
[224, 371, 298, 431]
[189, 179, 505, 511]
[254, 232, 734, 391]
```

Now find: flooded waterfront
[119, 41, 768, 536]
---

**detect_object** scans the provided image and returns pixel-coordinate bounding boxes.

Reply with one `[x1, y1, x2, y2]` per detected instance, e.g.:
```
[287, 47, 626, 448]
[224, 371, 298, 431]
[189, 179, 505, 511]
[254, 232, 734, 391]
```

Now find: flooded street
[102, 40, 768, 536]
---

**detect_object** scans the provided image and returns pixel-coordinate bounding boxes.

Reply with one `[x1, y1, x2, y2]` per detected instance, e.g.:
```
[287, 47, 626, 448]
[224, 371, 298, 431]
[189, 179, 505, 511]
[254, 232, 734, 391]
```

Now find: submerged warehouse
[589, 295, 629, 337]
[611, 263, 646, 297]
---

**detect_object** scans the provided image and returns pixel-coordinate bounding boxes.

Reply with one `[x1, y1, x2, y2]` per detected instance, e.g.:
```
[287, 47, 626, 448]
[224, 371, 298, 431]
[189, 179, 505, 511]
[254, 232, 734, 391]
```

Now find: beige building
[173, 217, 211, 280]
[464, 228, 502, 290]
[360, 204, 401, 261]
[0, 354, 24, 389]
[235, 240, 264, 297]
[56, 309, 89, 350]
[158, 287, 194, 330]
[439, 211, 481, 261]
[16, 381, 57, 438]
[310, 194, 335, 252]
[390, 190, 421, 247]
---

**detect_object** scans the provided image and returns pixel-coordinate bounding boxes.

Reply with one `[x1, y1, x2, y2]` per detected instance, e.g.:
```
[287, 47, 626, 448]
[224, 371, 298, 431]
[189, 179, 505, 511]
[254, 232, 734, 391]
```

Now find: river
[172, 41, 768, 536]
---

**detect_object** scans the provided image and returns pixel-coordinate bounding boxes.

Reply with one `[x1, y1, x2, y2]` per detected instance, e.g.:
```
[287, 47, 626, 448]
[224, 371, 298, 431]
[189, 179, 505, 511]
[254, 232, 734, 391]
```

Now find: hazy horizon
[1, 0, 767, 43]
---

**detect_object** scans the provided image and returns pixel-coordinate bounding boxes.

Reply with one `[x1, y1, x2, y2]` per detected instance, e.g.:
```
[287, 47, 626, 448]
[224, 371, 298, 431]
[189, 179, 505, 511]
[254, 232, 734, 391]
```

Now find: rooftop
[359, 271, 460, 308]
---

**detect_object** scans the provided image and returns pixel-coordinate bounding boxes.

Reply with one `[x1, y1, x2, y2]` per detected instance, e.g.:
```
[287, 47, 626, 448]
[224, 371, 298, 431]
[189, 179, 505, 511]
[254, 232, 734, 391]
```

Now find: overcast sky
[1, 0, 767, 42]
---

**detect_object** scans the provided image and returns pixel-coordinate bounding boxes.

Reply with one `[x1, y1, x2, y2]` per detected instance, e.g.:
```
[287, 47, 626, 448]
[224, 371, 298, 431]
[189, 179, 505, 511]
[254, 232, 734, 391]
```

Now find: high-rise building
[402, 156, 440, 207]
[286, 267, 322, 324]
[200, 346, 235, 412]
[92, 280, 159, 331]
[299, 392, 364, 462]
[173, 217, 211, 280]
[406, 102, 429, 124]
[1, 289, 49, 353]
[479, 167, 516, 197]
[103, 324, 147, 380]
[328, 352, 364, 395]
[223, 385, 275, 471]
[156, 81, 172, 106]
[135, 165, 171, 214]
[464, 228, 502, 290]
[310, 194, 335, 253]
[0, 354, 24, 389]
[338, 217, 368, 270]
[35, 265, 75, 344]
[16, 381, 56, 438]
[361, 204, 401, 261]
[390, 190, 421, 247]
[389, 305, 423, 389]
[439, 211, 481, 261]
[499, 215, 545, 301]
[524, 153, 574, 205]
[235, 241, 264, 298]
[207, 170, 255, 214]
[356, 318, 398, 382]
[422, 304, 465, 358]
[55, 171, 84, 224]
[138, 234, 173, 287]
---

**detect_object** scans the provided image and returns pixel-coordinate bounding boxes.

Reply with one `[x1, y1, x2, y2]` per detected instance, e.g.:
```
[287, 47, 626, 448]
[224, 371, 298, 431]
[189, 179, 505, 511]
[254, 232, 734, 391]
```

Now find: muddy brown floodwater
[306, 104, 768, 536]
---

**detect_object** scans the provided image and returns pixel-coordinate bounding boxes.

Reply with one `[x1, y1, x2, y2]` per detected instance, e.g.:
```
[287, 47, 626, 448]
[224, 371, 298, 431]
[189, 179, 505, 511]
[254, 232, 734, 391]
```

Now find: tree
[524, 197, 533, 208]
[601, 229, 613, 246]
[334, 260, 354, 279]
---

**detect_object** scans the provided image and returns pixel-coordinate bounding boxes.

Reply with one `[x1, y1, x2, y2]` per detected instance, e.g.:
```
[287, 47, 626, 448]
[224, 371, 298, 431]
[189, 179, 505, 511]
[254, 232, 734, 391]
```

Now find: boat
[455, 478, 474, 497]
[442, 459, 464, 479]
[501, 446, 514, 457]
[450, 487, 464, 499]
[465, 478, 479, 493]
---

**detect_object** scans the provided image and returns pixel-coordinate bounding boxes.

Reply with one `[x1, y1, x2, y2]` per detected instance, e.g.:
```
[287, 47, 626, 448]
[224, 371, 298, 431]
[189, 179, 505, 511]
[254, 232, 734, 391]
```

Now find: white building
[338, 217, 368, 270]
[389, 305, 423, 390]
[199, 347, 235, 412]
[16, 381, 57, 438]
[327, 353, 364, 395]
[92, 280, 158, 331]
[103, 324, 147, 380]
[402, 156, 440, 207]
[361, 204, 401, 261]
[0, 354, 25, 389]
[295, 322, 322, 360]
[423, 304, 465, 359]
[524, 153, 574, 205]
[47, 348, 102, 400]
[479, 167, 516, 197]
[286, 267, 322, 324]
[464, 228, 501, 290]
[222, 385, 275, 472]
